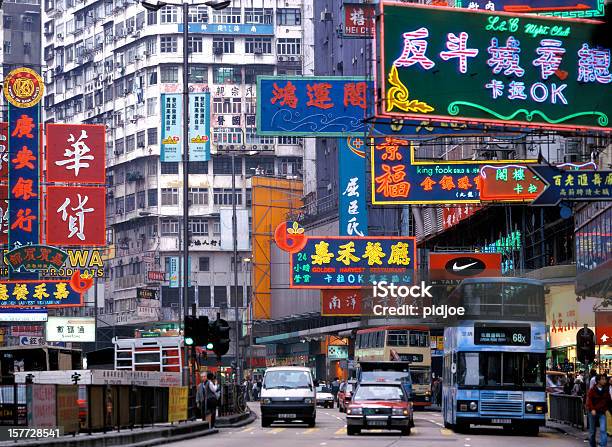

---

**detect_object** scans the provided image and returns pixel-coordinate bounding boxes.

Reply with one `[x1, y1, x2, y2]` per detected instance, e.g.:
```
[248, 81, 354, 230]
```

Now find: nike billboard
[428, 253, 502, 282]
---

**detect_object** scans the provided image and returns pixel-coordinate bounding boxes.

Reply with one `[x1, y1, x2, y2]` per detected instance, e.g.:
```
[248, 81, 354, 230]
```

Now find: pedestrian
[573, 378, 585, 397]
[586, 374, 611, 447]
[591, 369, 599, 390]
[196, 373, 208, 422]
[607, 377, 612, 437]
[564, 373, 575, 395]
[243, 377, 251, 402]
[331, 377, 340, 404]
[252, 379, 259, 401]
[205, 372, 219, 428]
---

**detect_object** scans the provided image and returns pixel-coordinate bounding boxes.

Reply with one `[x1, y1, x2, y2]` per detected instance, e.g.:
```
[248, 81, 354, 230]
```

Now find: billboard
[179, 23, 274, 35]
[339, 137, 368, 237]
[289, 236, 417, 289]
[161, 94, 182, 162]
[343, 3, 376, 38]
[188, 92, 211, 161]
[428, 252, 502, 283]
[480, 164, 543, 202]
[378, 3, 611, 131]
[46, 317, 96, 342]
[257, 77, 370, 136]
[0, 280, 84, 308]
[455, 0, 605, 18]
[530, 166, 612, 205]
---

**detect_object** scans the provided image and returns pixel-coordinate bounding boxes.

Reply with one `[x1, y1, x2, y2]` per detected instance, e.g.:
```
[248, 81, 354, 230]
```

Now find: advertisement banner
[56, 385, 79, 434]
[428, 252, 502, 282]
[5, 244, 68, 272]
[379, 3, 611, 131]
[46, 317, 96, 342]
[0, 122, 7, 182]
[0, 181, 8, 246]
[0, 280, 84, 308]
[179, 23, 274, 35]
[161, 94, 182, 162]
[257, 77, 370, 136]
[189, 92, 211, 161]
[596, 312, 612, 345]
[168, 387, 188, 422]
[343, 3, 376, 38]
[290, 236, 417, 289]
[455, 0, 605, 18]
[45, 124, 106, 184]
[321, 289, 362, 316]
[371, 137, 534, 204]
[339, 137, 368, 237]
[27, 384, 57, 428]
[328, 345, 349, 360]
[46, 186, 106, 246]
[168, 256, 180, 288]
[480, 164, 544, 202]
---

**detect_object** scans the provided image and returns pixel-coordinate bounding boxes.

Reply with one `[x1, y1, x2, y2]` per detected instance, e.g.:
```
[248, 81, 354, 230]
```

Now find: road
[167, 403, 584, 447]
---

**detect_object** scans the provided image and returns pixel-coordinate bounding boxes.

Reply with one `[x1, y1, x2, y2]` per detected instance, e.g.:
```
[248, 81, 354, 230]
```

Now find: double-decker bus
[442, 277, 546, 435]
[355, 325, 431, 406]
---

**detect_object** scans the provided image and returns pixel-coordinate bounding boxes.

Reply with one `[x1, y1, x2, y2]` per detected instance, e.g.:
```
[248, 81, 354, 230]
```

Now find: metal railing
[549, 393, 585, 430]
[219, 384, 248, 417]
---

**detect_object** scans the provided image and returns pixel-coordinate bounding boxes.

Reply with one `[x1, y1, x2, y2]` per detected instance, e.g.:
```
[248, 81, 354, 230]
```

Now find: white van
[260, 366, 316, 427]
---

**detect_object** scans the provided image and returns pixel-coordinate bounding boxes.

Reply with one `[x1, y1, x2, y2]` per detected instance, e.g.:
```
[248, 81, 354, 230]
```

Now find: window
[277, 8, 301, 25]
[189, 188, 208, 205]
[148, 189, 158, 206]
[160, 6, 177, 23]
[188, 6, 208, 23]
[245, 66, 274, 84]
[149, 68, 158, 85]
[137, 131, 146, 149]
[230, 256, 243, 272]
[188, 161, 208, 174]
[146, 38, 157, 55]
[212, 221, 221, 236]
[199, 286, 212, 307]
[211, 8, 241, 24]
[213, 188, 242, 206]
[161, 218, 179, 235]
[214, 286, 227, 307]
[115, 139, 125, 155]
[3, 16, 12, 29]
[246, 129, 274, 145]
[199, 256, 210, 272]
[125, 194, 136, 212]
[245, 8, 273, 24]
[278, 136, 303, 145]
[161, 188, 179, 206]
[137, 190, 146, 208]
[147, 10, 157, 25]
[147, 127, 158, 145]
[161, 162, 179, 174]
[160, 65, 179, 83]
[189, 65, 207, 83]
[230, 286, 244, 307]
[190, 218, 208, 235]
[3, 41, 11, 55]
[213, 66, 241, 84]
[147, 97, 157, 116]
[160, 36, 177, 53]
[187, 36, 203, 53]
[126, 134, 136, 153]
[212, 128, 243, 145]
[277, 38, 301, 55]
[212, 36, 234, 54]
[245, 37, 272, 54]
[213, 97, 241, 114]
[246, 157, 275, 175]
[213, 156, 237, 175]
[24, 43, 32, 55]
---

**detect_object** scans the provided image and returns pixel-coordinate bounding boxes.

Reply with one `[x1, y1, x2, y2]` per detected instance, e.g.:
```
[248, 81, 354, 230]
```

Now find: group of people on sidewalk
[243, 377, 262, 401]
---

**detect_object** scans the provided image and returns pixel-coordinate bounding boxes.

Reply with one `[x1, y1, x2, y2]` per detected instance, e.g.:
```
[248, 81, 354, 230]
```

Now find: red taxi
[345, 381, 413, 436]
[337, 380, 356, 413]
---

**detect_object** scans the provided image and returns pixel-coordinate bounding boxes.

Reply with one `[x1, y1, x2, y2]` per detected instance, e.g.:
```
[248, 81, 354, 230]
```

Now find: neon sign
[456, 0, 605, 19]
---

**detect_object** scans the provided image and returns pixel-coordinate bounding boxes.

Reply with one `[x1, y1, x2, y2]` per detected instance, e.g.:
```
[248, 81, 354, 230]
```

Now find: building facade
[41, 0, 309, 350]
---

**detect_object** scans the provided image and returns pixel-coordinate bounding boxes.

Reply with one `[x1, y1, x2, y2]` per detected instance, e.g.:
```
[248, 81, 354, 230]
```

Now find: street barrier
[549, 393, 585, 430]
[219, 384, 248, 417]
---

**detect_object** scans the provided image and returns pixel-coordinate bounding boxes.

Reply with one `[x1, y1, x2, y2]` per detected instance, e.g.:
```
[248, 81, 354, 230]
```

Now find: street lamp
[138, 0, 233, 395]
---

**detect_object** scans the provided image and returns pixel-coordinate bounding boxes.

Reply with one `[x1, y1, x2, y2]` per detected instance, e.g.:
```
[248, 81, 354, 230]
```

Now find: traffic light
[577, 326, 595, 365]
[209, 318, 231, 357]
[184, 315, 209, 347]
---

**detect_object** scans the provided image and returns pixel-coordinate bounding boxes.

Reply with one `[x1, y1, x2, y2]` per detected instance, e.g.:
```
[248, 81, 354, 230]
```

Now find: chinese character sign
[343, 3, 376, 38]
[189, 93, 211, 161]
[480, 164, 543, 201]
[46, 124, 105, 184]
[46, 186, 106, 246]
[0, 183, 8, 246]
[379, 3, 612, 130]
[456, 0, 605, 18]
[161, 94, 182, 162]
[441, 205, 482, 230]
[257, 77, 371, 136]
[530, 166, 612, 205]
[339, 137, 368, 237]
[290, 236, 417, 289]
[45, 317, 95, 342]
[0, 280, 83, 307]
[0, 122, 8, 182]
[321, 289, 363, 316]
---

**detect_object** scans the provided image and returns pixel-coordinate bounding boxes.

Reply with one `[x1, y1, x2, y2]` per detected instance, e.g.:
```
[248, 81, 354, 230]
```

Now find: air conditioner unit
[278, 55, 287, 62]
[218, 145, 224, 150]
[289, 55, 299, 62]
[134, 55, 142, 61]
[57, 33, 63, 39]
[254, 47, 263, 55]
[320, 10, 332, 21]
[263, 145, 269, 151]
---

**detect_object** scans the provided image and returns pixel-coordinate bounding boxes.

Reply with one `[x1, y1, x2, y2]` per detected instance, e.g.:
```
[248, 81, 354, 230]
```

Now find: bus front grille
[480, 392, 523, 416]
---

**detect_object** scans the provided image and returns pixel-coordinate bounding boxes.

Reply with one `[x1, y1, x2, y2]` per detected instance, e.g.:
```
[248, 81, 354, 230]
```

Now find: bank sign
[378, 3, 611, 131]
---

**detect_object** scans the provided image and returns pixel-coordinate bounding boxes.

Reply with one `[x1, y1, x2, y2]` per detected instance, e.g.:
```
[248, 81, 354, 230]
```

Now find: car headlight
[525, 403, 534, 413]
[392, 408, 409, 416]
[261, 398, 271, 404]
[347, 407, 362, 415]
[304, 398, 313, 404]
[469, 401, 478, 411]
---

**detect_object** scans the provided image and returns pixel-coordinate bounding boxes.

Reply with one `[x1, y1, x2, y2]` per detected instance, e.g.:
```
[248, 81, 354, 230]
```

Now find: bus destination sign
[474, 323, 530, 346]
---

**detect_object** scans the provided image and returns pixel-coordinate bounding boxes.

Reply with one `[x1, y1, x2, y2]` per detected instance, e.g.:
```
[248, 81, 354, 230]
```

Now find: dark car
[345, 382, 413, 436]
[338, 381, 356, 413]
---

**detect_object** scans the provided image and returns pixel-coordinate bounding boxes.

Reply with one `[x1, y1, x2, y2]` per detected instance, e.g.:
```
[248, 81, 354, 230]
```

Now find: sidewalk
[546, 418, 588, 442]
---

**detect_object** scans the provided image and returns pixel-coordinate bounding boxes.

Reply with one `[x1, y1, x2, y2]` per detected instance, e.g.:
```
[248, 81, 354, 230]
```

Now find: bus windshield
[410, 370, 429, 385]
[457, 352, 545, 388]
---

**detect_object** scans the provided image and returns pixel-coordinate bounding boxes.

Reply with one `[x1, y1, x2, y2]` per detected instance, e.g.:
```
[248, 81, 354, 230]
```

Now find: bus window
[457, 352, 545, 387]
[388, 330, 408, 346]
[409, 331, 428, 347]
[356, 334, 361, 349]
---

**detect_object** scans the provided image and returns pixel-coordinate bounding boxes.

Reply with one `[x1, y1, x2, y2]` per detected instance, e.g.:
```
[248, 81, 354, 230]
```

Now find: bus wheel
[524, 425, 539, 436]
[347, 426, 359, 436]
[443, 421, 453, 430]
[455, 423, 469, 434]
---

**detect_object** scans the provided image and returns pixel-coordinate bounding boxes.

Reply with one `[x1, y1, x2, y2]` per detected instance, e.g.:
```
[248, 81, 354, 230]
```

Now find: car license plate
[492, 419, 511, 424]
[278, 413, 296, 419]
[367, 420, 387, 426]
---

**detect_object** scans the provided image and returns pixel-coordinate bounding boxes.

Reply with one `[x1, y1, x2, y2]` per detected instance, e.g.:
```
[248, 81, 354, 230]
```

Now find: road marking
[441, 428, 454, 436]
[320, 443, 327, 446]
[240, 427, 255, 433]
[302, 428, 319, 435]
[269, 427, 286, 434]
[334, 427, 346, 435]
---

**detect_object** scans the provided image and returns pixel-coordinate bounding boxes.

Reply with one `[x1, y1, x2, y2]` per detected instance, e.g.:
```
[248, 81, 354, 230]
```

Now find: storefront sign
[147, 271, 165, 282]
[321, 289, 363, 316]
[480, 164, 543, 202]
[188, 93, 211, 161]
[595, 312, 612, 345]
[5, 245, 68, 272]
[0, 122, 8, 183]
[46, 186, 106, 246]
[343, 3, 375, 38]
[0, 280, 84, 307]
[379, 3, 611, 131]
[530, 166, 612, 205]
[290, 236, 417, 289]
[441, 205, 482, 230]
[180, 23, 274, 35]
[429, 252, 502, 282]
[328, 345, 349, 360]
[19, 336, 45, 345]
[161, 94, 182, 162]
[257, 77, 371, 136]
[137, 288, 158, 300]
[27, 384, 56, 427]
[46, 317, 95, 342]
[371, 137, 534, 204]
[45, 124, 105, 184]
[9, 324, 44, 335]
[339, 137, 368, 237]
[168, 387, 188, 422]
[456, 0, 605, 18]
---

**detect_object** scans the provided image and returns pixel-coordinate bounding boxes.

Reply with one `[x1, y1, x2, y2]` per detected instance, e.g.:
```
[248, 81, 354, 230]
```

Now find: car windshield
[361, 371, 411, 385]
[353, 385, 405, 401]
[458, 352, 545, 388]
[264, 370, 311, 389]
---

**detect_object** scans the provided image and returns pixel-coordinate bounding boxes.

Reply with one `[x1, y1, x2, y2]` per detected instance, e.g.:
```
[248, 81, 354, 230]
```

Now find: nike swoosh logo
[452, 261, 478, 271]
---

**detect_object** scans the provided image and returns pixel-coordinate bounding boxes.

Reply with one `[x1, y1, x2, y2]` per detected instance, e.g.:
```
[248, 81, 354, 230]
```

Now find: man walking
[586, 374, 611, 447]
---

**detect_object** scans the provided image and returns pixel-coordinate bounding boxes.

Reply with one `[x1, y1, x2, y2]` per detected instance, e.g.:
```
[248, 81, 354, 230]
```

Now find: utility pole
[232, 152, 240, 382]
